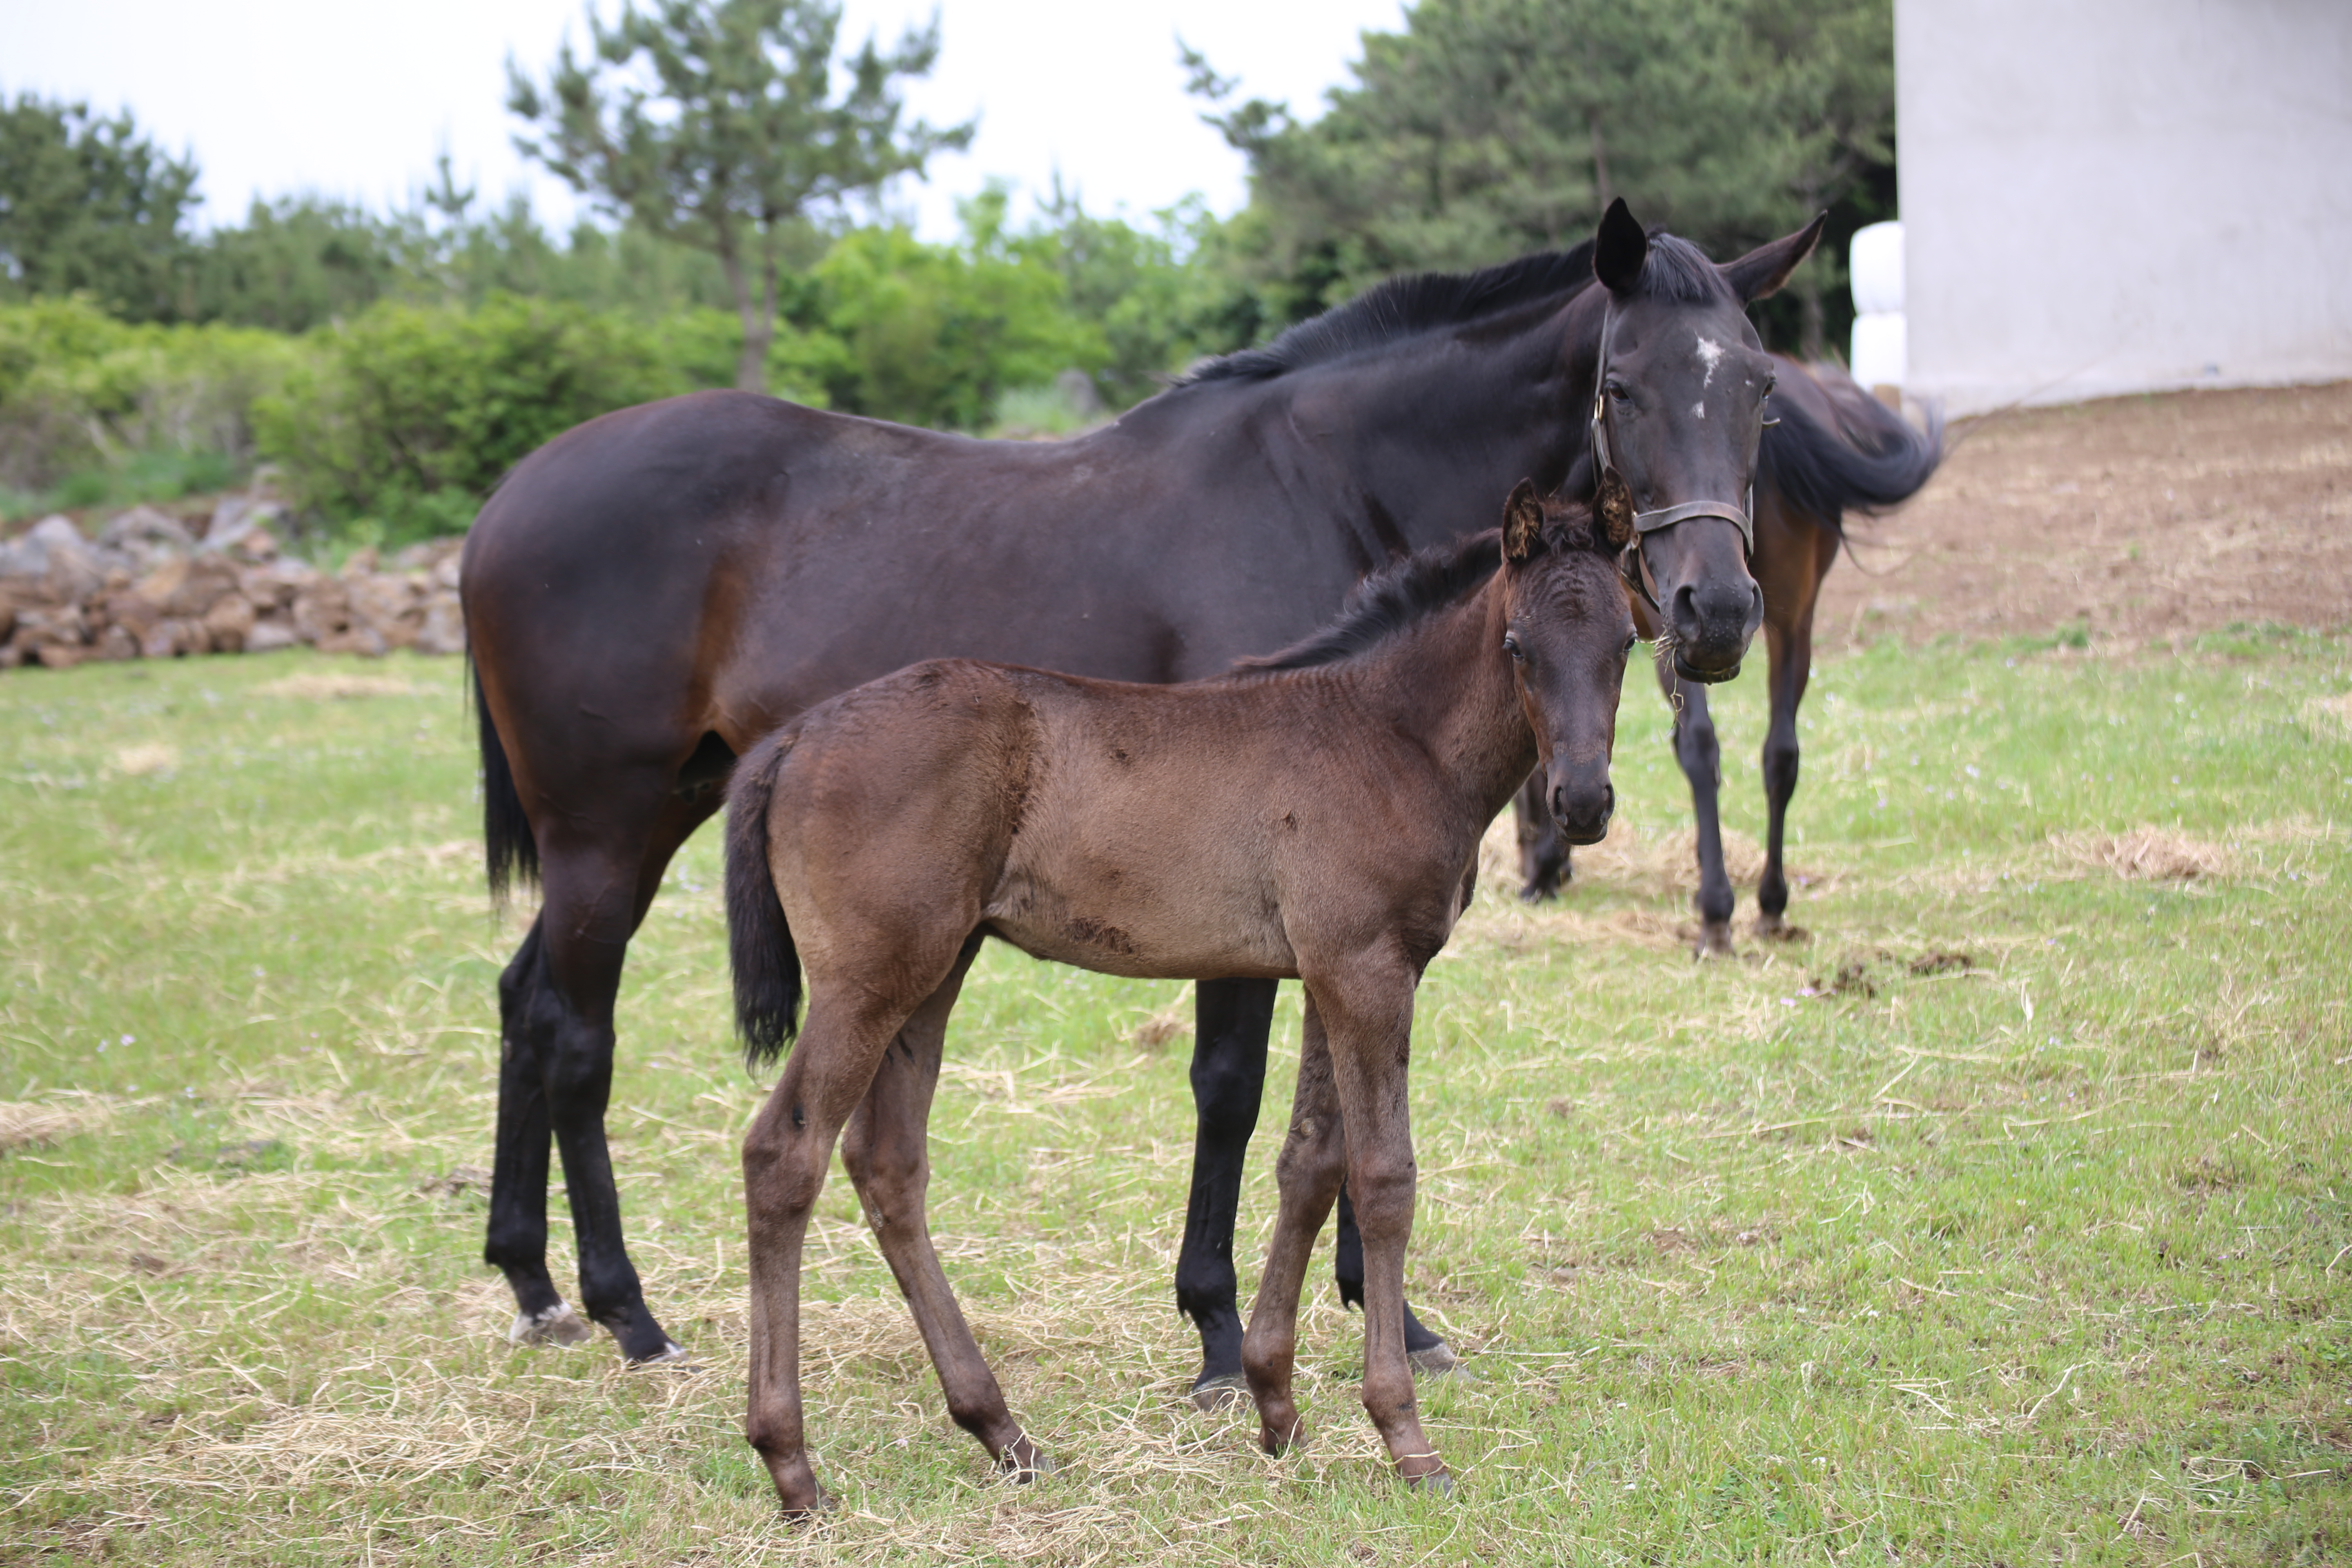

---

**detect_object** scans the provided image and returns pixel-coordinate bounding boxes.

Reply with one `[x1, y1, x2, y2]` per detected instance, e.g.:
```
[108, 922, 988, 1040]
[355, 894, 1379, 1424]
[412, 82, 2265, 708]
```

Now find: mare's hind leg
[488, 915, 589, 1348]
[494, 786, 716, 1363]
[1755, 561, 1829, 940]
[839, 938, 1049, 1478]
[1660, 661, 1738, 958]
[744, 974, 953, 1514]
[1513, 771, 1568, 901]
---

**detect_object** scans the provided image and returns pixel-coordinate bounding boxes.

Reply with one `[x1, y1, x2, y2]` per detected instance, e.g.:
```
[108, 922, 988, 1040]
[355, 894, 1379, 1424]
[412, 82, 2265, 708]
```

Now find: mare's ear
[1724, 212, 1828, 303]
[1502, 479, 1544, 562]
[1594, 198, 1648, 294]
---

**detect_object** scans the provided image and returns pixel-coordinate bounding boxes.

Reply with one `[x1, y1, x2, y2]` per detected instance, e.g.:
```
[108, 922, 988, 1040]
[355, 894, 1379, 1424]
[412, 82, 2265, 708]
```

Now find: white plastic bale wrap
[1848, 220, 1906, 390]
[1848, 222, 1904, 314]
[1850, 313, 1909, 393]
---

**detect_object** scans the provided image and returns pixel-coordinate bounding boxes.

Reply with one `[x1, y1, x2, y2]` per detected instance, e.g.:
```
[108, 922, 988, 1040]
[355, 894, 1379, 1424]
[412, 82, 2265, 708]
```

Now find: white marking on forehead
[1694, 336, 1725, 388]
[1692, 402, 1706, 419]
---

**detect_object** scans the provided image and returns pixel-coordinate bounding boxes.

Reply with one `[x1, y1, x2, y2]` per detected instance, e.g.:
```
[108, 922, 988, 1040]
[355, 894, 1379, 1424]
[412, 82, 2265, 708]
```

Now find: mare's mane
[1180, 231, 1735, 388]
[1233, 510, 1607, 676]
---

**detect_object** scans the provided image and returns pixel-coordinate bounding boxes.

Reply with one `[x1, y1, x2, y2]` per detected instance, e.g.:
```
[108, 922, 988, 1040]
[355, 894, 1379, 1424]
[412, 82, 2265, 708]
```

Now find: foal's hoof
[1403, 1465, 1455, 1497]
[780, 1489, 837, 1522]
[996, 1444, 1058, 1484]
[1258, 1413, 1309, 1457]
[1408, 1342, 1474, 1381]
[508, 1303, 593, 1348]
[1189, 1373, 1250, 1413]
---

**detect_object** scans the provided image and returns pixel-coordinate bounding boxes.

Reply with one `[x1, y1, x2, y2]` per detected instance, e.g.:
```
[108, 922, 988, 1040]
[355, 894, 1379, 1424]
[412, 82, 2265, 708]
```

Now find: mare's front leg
[1754, 591, 1820, 940]
[1174, 978, 1276, 1405]
[1333, 1190, 1460, 1374]
[1512, 771, 1568, 901]
[838, 939, 1049, 1479]
[1660, 660, 1738, 958]
[743, 984, 929, 1515]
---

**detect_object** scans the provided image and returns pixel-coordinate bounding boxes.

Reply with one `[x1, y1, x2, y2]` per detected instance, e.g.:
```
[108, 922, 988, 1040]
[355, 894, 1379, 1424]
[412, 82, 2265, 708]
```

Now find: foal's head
[1499, 482, 1638, 845]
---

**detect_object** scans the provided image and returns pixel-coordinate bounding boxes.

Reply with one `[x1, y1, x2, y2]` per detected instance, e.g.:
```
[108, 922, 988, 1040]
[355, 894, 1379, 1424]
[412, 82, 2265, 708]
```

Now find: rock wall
[0, 499, 463, 672]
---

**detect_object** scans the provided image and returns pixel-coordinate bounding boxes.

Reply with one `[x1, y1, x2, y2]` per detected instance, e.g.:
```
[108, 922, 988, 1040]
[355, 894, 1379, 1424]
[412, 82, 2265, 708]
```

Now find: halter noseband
[1590, 302, 1756, 612]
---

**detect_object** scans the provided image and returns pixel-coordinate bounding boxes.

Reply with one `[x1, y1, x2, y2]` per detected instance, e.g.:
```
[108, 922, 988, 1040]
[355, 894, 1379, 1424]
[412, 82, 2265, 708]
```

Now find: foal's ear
[1594, 198, 1648, 294]
[1502, 479, 1544, 562]
[1723, 212, 1828, 303]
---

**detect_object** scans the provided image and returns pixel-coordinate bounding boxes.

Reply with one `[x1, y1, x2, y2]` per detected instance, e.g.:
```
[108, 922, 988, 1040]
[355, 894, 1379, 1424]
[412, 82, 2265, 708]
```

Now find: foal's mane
[1232, 507, 1609, 676]
[1180, 230, 1735, 388]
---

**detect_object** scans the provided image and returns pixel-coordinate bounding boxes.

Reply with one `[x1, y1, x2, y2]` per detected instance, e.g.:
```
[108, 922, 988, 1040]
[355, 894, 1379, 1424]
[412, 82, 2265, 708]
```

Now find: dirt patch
[1821, 381, 2352, 644]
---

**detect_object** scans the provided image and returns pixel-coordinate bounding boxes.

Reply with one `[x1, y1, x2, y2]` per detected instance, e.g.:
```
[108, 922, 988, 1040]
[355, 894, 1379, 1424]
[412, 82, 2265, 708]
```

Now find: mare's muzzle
[1620, 504, 1761, 684]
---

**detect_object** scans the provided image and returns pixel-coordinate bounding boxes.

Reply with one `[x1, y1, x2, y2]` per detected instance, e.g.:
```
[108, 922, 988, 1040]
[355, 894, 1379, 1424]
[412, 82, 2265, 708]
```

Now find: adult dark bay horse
[722, 496, 1634, 1510]
[463, 198, 1805, 1371]
[1512, 360, 1942, 953]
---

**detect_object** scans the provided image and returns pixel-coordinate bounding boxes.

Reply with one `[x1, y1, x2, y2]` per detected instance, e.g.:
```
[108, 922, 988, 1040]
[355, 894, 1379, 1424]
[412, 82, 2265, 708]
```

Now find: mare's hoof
[1408, 1342, 1474, 1381]
[1403, 1466, 1455, 1497]
[1517, 878, 1559, 904]
[1692, 920, 1737, 960]
[626, 1339, 692, 1368]
[1189, 1373, 1250, 1413]
[508, 1303, 593, 1348]
[1753, 913, 1809, 943]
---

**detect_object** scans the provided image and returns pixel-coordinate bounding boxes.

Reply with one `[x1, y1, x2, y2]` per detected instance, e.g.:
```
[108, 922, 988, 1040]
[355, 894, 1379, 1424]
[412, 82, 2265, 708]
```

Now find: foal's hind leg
[839, 939, 1049, 1479]
[1660, 661, 1738, 958]
[743, 981, 933, 1515]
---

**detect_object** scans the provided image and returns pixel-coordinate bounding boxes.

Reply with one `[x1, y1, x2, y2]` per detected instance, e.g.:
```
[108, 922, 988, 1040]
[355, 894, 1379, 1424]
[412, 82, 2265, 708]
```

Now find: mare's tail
[473, 661, 540, 904]
[1758, 363, 1944, 535]
[724, 734, 803, 1069]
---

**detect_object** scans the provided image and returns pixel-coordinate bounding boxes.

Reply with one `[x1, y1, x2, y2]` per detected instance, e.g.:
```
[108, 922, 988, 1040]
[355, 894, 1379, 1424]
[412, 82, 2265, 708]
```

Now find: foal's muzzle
[1550, 777, 1614, 846]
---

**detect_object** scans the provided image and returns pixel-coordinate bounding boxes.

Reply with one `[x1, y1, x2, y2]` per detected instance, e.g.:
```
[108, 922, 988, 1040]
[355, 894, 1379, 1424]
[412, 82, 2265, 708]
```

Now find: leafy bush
[0, 295, 301, 496]
[252, 293, 691, 541]
[809, 218, 1101, 431]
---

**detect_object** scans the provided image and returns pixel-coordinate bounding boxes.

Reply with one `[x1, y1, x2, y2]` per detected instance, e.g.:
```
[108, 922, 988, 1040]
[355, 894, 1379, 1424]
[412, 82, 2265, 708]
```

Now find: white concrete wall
[1896, 0, 2352, 413]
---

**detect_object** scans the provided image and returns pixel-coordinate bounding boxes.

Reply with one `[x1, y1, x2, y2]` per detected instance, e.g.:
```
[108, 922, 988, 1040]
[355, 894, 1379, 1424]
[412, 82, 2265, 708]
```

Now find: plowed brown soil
[1816, 380, 2351, 646]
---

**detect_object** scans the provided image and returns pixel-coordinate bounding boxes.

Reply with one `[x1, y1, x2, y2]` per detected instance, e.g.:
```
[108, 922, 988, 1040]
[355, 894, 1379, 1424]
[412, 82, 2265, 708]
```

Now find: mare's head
[1499, 482, 1637, 845]
[1580, 198, 1826, 682]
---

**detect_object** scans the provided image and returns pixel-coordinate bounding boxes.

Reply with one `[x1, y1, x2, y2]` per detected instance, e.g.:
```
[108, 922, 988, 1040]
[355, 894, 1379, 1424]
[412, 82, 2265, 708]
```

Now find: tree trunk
[1588, 112, 1615, 215]
[714, 229, 770, 395]
[1799, 276, 1824, 362]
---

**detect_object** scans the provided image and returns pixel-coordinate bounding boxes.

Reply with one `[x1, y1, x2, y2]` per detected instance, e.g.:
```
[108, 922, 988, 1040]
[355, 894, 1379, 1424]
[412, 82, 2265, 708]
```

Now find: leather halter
[1590, 302, 1755, 612]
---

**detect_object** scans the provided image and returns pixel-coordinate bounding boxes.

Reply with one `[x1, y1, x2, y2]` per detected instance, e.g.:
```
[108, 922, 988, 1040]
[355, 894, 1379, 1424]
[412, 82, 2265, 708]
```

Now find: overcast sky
[8, 0, 1406, 241]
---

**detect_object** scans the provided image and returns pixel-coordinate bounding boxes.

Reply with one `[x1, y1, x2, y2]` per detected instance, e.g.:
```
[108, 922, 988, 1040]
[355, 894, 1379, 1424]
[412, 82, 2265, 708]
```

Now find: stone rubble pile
[0, 498, 464, 671]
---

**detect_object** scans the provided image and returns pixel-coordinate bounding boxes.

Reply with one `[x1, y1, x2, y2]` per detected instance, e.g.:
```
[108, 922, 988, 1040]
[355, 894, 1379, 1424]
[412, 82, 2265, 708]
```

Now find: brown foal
[722, 488, 1636, 1510]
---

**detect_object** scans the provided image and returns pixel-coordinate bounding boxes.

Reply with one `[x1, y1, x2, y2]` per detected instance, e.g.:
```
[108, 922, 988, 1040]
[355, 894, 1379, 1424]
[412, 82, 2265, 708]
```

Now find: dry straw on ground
[2052, 826, 2236, 880]
[111, 741, 180, 776]
[254, 672, 421, 701]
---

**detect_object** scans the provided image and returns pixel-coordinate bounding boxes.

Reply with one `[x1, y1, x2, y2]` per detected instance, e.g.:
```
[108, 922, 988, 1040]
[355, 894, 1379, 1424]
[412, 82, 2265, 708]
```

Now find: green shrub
[253, 292, 690, 541]
[0, 295, 301, 495]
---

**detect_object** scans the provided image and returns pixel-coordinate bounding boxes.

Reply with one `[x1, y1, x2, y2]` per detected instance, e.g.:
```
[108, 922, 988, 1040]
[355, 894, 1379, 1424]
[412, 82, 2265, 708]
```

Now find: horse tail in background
[725, 733, 803, 1069]
[1759, 363, 1945, 535]
[473, 661, 540, 904]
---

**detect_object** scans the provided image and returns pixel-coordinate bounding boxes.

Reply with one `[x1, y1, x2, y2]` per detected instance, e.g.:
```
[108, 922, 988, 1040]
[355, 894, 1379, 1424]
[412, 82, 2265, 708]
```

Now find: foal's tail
[1758, 362, 1944, 535]
[724, 733, 803, 1069]
[473, 661, 540, 904]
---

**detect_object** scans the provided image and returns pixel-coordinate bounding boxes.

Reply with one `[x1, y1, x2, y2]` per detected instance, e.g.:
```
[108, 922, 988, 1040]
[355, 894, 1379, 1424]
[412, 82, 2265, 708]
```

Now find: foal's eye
[1621, 632, 1640, 657]
[1502, 632, 1526, 661]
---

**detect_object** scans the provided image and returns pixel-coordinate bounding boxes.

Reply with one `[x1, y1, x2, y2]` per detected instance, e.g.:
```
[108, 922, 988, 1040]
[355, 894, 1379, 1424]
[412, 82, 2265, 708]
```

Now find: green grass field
[2, 633, 2348, 1565]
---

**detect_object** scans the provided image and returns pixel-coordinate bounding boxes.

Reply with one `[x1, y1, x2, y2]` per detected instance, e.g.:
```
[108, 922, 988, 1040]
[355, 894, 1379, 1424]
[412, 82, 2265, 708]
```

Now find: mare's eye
[1605, 381, 1630, 404]
[1502, 632, 1526, 662]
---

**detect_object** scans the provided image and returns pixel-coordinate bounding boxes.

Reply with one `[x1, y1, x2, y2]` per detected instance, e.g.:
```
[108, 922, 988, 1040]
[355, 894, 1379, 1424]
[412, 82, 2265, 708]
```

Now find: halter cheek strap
[1589, 303, 1757, 590]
